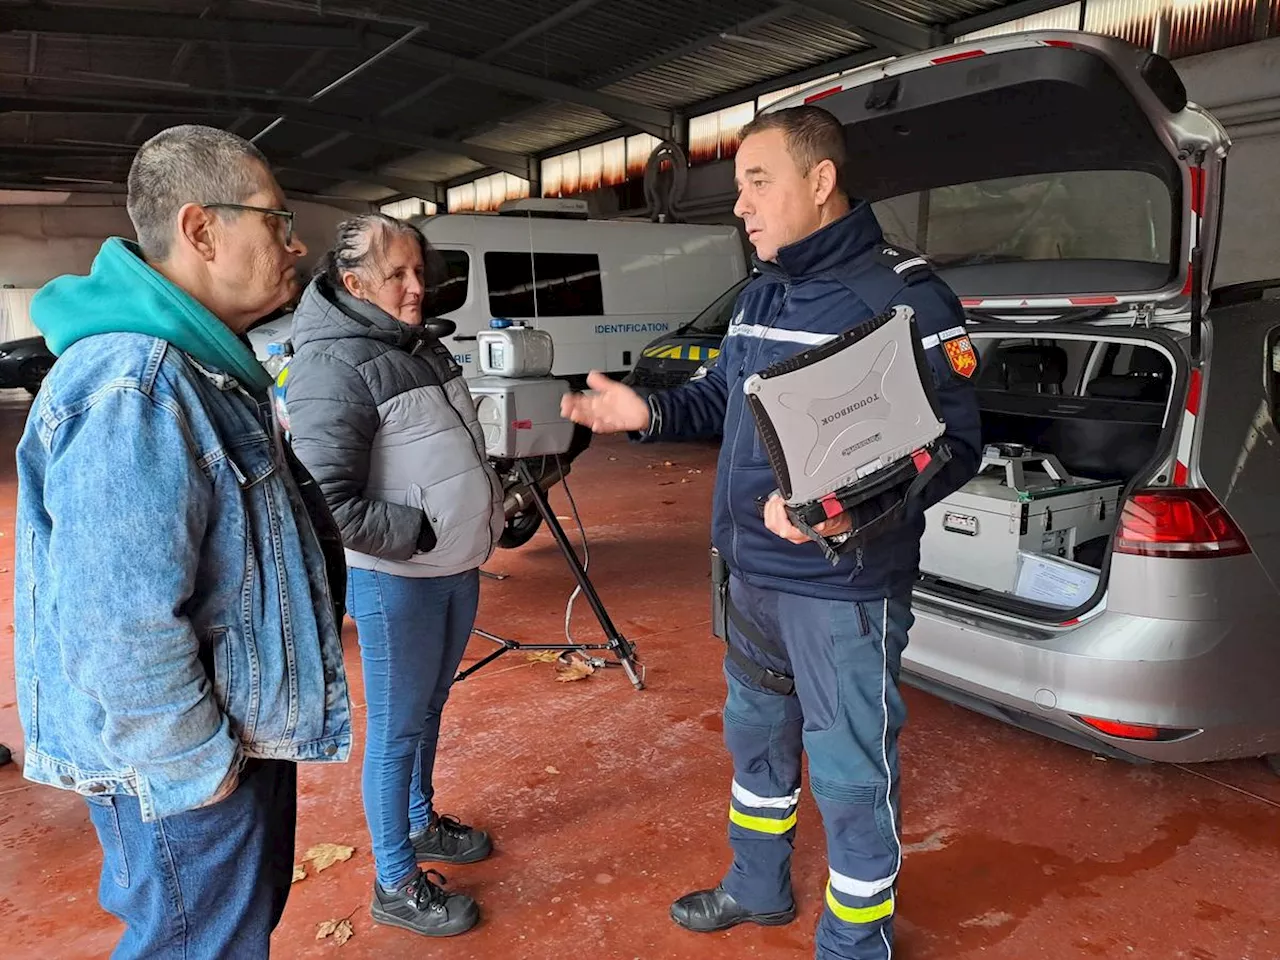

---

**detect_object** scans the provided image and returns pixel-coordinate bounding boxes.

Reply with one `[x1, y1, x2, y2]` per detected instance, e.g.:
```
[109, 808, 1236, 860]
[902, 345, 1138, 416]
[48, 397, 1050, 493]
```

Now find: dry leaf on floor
[303, 843, 355, 874]
[316, 918, 355, 945]
[525, 651, 563, 663]
[292, 864, 307, 883]
[555, 660, 595, 682]
[545, 765, 561, 775]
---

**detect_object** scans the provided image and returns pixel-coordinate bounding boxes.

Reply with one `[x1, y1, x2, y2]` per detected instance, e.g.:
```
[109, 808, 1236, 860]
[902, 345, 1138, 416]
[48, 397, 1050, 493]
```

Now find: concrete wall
[0, 193, 366, 288]
[1177, 37, 1280, 287]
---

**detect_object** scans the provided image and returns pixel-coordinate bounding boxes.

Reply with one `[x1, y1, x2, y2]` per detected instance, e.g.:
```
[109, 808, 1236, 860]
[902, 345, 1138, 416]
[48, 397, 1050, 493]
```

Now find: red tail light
[1115, 488, 1250, 558]
[1075, 716, 1198, 742]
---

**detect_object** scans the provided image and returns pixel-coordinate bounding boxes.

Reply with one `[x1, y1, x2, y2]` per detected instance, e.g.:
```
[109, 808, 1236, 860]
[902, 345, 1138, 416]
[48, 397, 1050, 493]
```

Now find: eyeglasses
[203, 203, 296, 246]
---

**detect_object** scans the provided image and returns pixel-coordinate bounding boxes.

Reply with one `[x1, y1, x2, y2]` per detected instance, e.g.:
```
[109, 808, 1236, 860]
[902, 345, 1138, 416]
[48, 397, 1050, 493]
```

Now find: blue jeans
[347, 567, 479, 889]
[720, 576, 913, 960]
[85, 759, 297, 959]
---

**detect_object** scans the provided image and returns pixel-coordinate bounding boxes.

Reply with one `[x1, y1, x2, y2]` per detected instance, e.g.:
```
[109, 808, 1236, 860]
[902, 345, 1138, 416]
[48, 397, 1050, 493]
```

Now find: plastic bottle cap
[267, 342, 285, 355]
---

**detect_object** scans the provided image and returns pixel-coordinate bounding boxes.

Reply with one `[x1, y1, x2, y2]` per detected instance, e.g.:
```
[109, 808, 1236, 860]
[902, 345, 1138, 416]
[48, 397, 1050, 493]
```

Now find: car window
[1268, 328, 1280, 430]
[874, 169, 1174, 269]
[685, 279, 749, 336]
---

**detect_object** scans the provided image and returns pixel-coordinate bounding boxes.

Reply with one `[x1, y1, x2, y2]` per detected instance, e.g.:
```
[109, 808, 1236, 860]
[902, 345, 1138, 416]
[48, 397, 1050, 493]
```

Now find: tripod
[454, 458, 645, 690]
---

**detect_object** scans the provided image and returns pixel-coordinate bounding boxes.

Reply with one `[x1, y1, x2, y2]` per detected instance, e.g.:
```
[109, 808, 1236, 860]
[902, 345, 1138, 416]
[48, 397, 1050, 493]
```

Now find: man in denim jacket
[14, 125, 352, 958]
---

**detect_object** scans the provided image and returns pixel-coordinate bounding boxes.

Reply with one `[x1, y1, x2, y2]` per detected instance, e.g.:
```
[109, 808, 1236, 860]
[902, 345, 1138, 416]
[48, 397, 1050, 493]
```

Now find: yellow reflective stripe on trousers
[728, 804, 797, 835]
[824, 883, 894, 924]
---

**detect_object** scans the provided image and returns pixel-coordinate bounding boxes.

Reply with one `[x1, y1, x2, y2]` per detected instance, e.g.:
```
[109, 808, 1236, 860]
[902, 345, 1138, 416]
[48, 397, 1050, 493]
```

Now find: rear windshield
[872, 170, 1176, 296]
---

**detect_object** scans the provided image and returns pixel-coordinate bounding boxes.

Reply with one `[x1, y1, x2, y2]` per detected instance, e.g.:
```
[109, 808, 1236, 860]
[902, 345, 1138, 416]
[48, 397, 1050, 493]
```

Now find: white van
[410, 199, 748, 381]
[248, 200, 747, 381]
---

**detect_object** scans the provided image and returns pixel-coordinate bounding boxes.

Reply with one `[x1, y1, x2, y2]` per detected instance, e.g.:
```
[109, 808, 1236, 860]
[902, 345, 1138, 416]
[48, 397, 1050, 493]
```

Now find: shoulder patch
[872, 244, 932, 282]
[940, 330, 978, 379]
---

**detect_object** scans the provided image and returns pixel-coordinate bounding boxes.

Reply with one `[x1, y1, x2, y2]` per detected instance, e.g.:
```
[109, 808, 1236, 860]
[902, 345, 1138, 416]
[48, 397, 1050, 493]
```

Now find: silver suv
[771, 32, 1280, 763]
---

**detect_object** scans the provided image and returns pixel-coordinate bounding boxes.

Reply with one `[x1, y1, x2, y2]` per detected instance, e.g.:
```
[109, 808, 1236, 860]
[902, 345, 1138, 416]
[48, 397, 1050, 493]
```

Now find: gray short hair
[127, 124, 269, 261]
[317, 213, 427, 288]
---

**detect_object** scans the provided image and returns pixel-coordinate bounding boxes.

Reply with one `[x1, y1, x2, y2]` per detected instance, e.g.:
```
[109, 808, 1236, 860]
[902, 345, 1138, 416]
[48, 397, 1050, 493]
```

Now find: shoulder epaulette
[871, 243, 932, 282]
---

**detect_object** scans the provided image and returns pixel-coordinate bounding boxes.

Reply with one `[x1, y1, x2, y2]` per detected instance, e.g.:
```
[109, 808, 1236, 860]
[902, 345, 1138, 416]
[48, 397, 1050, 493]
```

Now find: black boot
[411, 813, 493, 865]
[670, 886, 796, 933]
[370, 868, 479, 938]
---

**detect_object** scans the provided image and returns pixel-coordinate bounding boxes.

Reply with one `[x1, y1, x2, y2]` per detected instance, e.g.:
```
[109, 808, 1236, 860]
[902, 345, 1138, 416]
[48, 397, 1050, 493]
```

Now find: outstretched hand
[559, 371, 651, 434]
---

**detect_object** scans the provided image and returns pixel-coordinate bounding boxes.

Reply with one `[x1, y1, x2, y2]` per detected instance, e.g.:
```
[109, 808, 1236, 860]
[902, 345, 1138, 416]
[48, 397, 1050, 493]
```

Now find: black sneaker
[370, 869, 479, 938]
[411, 813, 493, 865]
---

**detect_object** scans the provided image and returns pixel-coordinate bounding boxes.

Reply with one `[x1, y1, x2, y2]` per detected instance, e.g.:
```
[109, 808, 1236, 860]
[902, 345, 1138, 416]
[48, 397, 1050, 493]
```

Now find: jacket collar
[294, 275, 426, 352]
[755, 202, 884, 280]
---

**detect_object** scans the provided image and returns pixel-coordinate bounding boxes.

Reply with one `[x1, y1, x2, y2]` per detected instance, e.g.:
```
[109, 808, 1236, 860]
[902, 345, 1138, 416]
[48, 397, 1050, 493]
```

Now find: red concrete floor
[2, 387, 1280, 960]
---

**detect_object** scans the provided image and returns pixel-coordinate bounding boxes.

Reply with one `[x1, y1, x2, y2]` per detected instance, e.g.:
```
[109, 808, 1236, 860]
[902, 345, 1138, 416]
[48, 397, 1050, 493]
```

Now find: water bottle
[264, 341, 293, 435]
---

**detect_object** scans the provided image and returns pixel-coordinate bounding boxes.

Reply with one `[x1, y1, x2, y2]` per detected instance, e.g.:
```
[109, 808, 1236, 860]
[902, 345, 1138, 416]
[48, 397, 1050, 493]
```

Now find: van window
[485, 252, 535, 318]
[425, 248, 470, 316]
[484, 251, 605, 318]
[533, 253, 604, 317]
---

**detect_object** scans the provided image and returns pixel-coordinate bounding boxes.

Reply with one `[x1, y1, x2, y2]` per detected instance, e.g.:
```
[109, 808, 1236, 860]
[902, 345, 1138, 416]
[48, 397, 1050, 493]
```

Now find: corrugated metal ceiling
[1, 0, 1258, 202]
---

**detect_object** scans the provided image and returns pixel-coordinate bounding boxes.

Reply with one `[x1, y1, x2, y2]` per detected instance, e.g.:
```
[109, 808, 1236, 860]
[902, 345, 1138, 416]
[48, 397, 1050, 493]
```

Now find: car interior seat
[976, 343, 1070, 395]
[1047, 347, 1171, 482]
[1083, 347, 1170, 403]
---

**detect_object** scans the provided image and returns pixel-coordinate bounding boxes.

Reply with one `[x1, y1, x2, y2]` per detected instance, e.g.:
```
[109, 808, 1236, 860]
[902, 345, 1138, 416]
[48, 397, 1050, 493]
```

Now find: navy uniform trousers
[720, 574, 914, 960]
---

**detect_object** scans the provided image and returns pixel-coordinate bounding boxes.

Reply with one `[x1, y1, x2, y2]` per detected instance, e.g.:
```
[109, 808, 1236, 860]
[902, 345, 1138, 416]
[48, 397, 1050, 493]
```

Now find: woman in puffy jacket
[284, 214, 502, 939]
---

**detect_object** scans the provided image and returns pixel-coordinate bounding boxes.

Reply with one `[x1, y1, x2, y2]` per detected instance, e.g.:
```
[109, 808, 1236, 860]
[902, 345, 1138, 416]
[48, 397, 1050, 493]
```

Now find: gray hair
[126, 124, 269, 261]
[317, 213, 428, 289]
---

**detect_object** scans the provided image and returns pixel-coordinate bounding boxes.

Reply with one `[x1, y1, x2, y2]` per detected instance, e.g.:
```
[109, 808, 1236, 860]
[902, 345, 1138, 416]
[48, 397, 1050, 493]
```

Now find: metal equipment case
[919, 445, 1123, 593]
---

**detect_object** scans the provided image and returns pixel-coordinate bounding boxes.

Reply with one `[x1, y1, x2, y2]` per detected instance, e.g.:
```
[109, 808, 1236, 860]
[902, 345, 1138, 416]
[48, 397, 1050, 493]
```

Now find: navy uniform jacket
[642, 203, 982, 601]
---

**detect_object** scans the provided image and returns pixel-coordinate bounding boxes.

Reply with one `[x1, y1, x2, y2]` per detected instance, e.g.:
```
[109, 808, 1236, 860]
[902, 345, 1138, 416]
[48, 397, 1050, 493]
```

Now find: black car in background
[0, 337, 55, 395]
[625, 277, 749, 390]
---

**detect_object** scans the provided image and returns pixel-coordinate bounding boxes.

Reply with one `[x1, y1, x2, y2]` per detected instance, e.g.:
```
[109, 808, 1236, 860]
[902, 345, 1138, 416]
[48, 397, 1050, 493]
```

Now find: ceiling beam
[299, 0, 610, 162]
[0, 91, 533, 178]
[274, 161, 444, 203]
[942, 0, 1078, 38]
[0, 5, 675, 138]
[0, 6, 364, 49]
[446, 4, 814, 163]
[790, 1, 939, 53]
[0, 140, 441, 202]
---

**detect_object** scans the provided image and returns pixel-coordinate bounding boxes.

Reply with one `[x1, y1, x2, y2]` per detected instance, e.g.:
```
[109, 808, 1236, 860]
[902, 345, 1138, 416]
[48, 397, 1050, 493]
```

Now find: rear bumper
[903, 595, 1280, 762]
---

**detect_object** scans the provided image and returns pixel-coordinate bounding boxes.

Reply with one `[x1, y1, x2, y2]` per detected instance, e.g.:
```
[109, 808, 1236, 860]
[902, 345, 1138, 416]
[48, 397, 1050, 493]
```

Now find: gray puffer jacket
[284, 276, 502, 578]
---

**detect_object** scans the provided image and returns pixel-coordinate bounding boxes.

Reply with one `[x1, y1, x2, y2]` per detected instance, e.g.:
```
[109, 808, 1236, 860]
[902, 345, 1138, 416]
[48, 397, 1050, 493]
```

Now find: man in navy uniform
[561, 105, 981, 960]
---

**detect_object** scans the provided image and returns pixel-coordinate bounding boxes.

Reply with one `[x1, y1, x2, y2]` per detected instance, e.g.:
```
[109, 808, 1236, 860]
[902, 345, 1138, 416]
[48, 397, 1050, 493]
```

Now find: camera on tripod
[469, 320, 576, 459]
[466, 320, 588, 550]
[457, 319, 645, 691]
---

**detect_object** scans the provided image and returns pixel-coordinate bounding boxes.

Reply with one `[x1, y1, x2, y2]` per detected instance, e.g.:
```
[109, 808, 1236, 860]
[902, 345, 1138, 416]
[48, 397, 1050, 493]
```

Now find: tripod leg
[516, 460, 644, 690]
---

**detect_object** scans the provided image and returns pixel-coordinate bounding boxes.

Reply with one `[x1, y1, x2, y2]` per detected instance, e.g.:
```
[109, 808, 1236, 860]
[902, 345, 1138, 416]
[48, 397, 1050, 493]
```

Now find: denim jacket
[14, 332, 352, 821]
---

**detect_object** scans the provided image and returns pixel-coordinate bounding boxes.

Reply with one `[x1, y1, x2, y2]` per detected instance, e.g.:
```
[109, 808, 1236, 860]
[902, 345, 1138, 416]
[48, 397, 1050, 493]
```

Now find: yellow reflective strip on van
[729, 805, 797, 835]
[688, 345, 702, 362]
[824, 884, 894, 924]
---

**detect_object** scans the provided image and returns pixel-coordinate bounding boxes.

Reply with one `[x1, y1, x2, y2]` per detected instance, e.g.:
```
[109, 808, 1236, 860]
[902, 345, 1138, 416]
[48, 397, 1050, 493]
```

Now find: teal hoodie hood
[32, 237, 273, 392]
